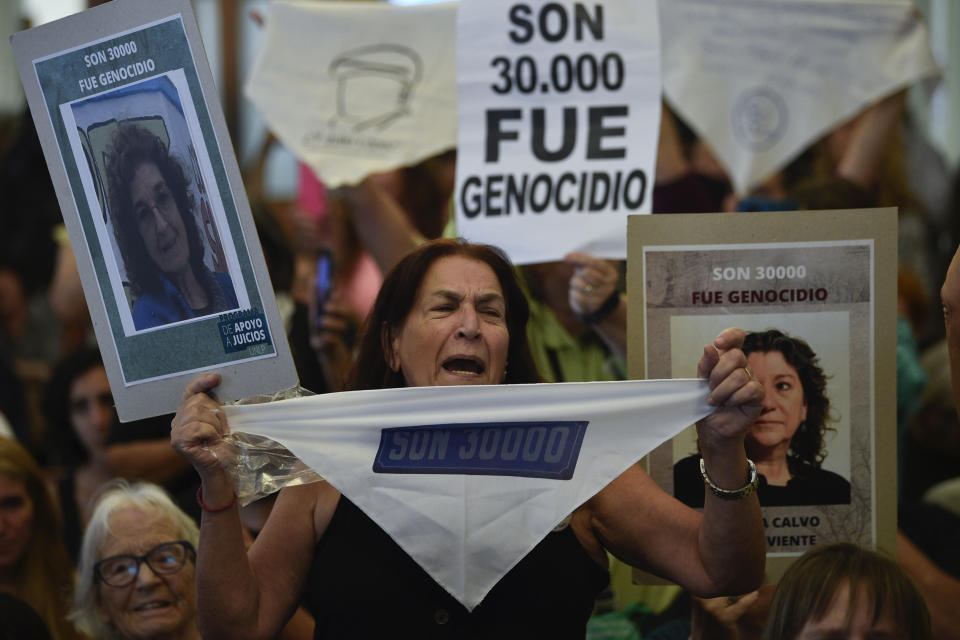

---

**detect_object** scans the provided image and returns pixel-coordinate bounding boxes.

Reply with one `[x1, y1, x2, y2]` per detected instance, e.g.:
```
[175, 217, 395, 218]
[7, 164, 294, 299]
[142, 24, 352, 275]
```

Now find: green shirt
[525, 293, 625, 383]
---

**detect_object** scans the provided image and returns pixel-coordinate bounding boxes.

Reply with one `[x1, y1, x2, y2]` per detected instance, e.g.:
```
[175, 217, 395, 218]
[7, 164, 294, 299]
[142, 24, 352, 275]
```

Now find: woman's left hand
[695, 327, 764, 450]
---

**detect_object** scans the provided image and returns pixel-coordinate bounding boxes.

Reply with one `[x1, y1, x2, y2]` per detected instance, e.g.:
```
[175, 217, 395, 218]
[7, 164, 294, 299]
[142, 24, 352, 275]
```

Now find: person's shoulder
[213, 270, 238, 306]
[812, 466, 851, 490]
[0, 592, 53, 640]
[132, 290, 170, 330]
[274, 481, 342, 542]
[788, 459, 850, 504]
[792, 459, 849, 486]
[809, 467, 851, 504]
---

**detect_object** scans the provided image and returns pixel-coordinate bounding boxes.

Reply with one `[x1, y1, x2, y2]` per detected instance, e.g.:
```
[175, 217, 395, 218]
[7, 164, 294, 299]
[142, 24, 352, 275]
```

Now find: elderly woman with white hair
[70, 480, 200, 640]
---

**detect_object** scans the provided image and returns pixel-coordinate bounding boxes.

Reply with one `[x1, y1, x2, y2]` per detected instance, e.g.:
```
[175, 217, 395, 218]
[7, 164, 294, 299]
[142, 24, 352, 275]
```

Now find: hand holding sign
[171, 373, 234, 489]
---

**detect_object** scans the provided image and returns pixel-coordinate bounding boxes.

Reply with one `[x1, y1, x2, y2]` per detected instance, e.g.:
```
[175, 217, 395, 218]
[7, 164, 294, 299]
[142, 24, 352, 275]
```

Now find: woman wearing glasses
[105, 123, 238, 331]
[70, 480, 200, 640]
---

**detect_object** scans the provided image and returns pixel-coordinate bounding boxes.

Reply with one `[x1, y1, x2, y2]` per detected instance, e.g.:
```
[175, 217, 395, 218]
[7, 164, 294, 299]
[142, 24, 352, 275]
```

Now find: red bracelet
[196, 487, 237, 513]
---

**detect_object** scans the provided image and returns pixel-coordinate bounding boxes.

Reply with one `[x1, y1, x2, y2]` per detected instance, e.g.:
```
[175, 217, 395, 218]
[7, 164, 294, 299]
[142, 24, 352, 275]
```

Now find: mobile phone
[309, 249, 334, 348]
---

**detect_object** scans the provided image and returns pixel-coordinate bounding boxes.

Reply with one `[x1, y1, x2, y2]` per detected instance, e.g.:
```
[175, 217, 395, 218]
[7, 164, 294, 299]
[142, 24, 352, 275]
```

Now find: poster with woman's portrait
[62, 72, 246, 335]
[13, 0, 296, 421]
[627, 209, 897, 582]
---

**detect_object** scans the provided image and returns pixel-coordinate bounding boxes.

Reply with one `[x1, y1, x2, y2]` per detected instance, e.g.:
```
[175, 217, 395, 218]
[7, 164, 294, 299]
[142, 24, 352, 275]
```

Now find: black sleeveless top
[306, 497, 609, 639]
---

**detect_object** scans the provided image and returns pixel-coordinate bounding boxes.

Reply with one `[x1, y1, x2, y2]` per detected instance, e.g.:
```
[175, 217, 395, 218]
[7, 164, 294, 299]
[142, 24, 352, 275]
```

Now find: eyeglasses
[94, 540, 195, 587]
[134, 183, 178, 233]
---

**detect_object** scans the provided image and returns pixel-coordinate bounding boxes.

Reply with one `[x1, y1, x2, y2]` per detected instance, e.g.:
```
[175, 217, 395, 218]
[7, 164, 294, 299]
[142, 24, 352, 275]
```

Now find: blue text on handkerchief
[373, 421, 588, 480]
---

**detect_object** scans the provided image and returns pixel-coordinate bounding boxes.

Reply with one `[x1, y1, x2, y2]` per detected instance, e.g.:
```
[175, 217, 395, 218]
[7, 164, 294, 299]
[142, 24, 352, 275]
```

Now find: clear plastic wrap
[223, 386, 325, 506]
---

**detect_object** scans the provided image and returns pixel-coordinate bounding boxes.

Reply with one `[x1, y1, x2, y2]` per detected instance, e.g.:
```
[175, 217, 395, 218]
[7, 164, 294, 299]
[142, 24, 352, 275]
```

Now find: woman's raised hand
[564, 252, 619, 318]
[170, 373, 234, 483]
[695, 327, 764, 451]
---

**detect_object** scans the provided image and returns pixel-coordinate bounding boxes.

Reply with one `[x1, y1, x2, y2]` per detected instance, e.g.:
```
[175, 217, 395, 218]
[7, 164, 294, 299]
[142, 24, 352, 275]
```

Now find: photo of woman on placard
[674, 329, 851, 507]
[105, 122, 238, 330]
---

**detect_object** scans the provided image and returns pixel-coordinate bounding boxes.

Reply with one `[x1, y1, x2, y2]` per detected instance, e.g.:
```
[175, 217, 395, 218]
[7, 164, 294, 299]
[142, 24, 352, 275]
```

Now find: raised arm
[656, 102, 693, 185]
[585, 328, 766, 596]
[170, 374, 327, 640]
[338, 175, 426, 274]
[834, 89, 907, 191]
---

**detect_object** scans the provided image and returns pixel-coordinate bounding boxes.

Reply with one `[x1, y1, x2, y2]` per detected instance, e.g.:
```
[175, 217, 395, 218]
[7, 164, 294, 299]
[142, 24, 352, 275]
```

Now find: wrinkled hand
[170, 373, 234, 482]
[696, 328, 764, 450]
[564, 252, 619, 317]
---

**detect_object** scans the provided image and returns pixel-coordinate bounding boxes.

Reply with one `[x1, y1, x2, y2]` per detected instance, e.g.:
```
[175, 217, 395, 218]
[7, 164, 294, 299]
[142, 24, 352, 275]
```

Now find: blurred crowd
[1, 6, 960, 640]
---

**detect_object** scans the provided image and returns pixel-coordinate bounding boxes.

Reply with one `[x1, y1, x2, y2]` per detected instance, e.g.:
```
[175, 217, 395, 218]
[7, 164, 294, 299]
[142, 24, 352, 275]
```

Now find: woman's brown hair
[761, 542, 931, 640]
[0, 437, 83, 640]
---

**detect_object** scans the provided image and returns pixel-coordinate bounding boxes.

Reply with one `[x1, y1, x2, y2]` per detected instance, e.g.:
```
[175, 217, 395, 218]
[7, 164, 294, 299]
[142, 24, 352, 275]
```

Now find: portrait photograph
[15, 2, 297, 420]
[667, 314, 852, 509]
[61, 71, 247, 335]
[639, 240, 875, 556]
[627, 210, 899, 579]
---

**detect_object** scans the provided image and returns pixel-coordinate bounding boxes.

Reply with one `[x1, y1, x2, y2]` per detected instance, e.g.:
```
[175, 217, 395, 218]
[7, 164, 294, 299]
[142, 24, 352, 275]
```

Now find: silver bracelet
[699, 457, 758, 500]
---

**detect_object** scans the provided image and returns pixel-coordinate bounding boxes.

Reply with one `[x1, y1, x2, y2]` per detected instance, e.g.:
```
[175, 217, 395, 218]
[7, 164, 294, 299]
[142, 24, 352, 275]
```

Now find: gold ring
[583, 284, 594, 294]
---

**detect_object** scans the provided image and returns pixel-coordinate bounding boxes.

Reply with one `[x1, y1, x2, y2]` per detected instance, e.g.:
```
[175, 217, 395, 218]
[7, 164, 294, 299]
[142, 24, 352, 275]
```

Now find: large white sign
[454, 0, 660, 265]
[245, 1, 458, 187]
[661, 0, 939, 196]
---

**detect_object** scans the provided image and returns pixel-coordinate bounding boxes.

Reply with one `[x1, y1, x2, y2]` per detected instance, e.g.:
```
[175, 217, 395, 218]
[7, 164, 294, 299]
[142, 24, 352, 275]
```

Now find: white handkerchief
[660, 0, 939, 195]
[224, 379, 712, 610]
[244, 1, 458, 187]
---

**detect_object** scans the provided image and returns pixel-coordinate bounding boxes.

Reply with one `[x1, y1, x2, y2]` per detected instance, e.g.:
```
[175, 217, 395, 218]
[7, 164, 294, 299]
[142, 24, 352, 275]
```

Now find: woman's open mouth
[442, 356, 485, 376]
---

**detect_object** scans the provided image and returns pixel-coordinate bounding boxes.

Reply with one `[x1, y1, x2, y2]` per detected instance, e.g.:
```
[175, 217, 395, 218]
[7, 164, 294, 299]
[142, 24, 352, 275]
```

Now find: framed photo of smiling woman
[68, 73, 244, 335]
[627, 209, 897, 582]
[12, 0, 296, 421]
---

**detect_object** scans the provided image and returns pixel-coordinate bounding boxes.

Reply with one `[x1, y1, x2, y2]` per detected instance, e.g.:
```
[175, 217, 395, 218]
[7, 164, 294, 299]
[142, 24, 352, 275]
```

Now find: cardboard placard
[627, 209, 897, 584]
[11, 0, 297, 421]
[454, 0, 661, 264]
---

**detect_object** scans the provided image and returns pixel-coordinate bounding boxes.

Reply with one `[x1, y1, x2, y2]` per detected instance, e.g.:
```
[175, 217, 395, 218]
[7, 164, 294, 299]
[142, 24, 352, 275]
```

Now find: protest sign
[454, 0, 660, 265]
[627, 209, 897, 582]
[12, 0, 297, 421]
[661, 0, 939, 195]
[245, 0, 458, 188]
